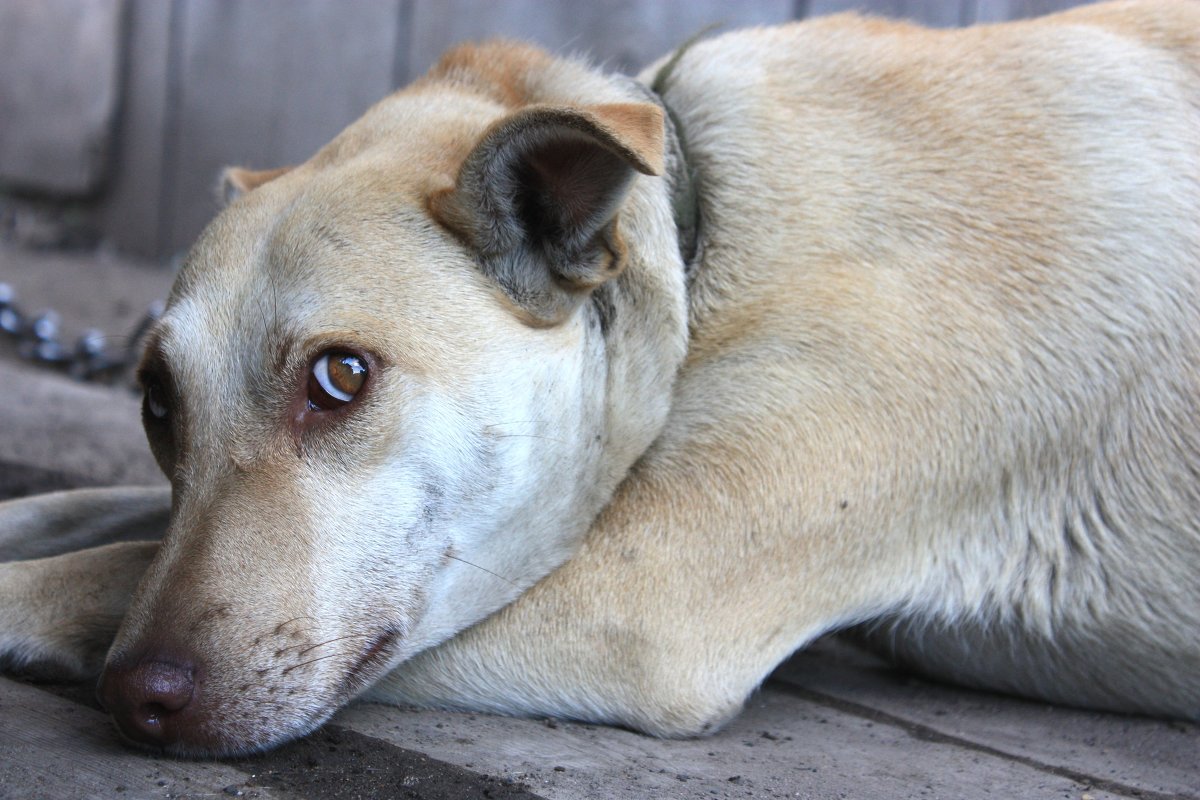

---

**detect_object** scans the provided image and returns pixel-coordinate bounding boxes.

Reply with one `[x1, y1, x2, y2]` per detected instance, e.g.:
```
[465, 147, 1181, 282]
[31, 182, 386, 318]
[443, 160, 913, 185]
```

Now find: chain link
[0, 281, 162, 385]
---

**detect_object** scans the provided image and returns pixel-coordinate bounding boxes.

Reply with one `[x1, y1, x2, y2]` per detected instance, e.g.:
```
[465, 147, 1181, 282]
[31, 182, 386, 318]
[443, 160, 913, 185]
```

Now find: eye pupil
[145, 382, 168, 420]
[308, 352, 367, 411]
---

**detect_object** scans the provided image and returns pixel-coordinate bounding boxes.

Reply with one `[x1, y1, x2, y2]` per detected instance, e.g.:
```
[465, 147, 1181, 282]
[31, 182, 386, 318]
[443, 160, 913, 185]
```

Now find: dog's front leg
[0, 487, 169, 679]
[0, 486, 169, 561]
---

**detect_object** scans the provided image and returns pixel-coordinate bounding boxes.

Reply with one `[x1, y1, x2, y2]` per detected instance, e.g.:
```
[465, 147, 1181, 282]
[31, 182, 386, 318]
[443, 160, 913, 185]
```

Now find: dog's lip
[339, 628, 402, 694]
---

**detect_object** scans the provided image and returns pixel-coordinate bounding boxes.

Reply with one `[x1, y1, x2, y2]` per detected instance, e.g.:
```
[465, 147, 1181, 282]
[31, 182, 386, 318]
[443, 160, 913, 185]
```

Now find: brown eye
[308, 352, 367, 411]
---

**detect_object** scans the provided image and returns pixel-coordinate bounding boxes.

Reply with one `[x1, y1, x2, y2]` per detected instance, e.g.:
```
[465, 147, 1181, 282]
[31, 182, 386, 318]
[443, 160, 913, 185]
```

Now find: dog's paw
[0, 559, 119, 682]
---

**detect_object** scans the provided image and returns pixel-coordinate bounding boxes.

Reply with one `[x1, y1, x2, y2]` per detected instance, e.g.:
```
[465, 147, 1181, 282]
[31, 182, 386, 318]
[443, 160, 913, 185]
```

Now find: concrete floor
[1, 245, 1197, 800]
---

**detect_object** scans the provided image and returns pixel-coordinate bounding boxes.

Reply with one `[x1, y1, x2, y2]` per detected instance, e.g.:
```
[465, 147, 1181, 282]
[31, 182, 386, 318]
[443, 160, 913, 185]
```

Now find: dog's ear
[218, 165, 294, 205]
[431, 103, 664, 325]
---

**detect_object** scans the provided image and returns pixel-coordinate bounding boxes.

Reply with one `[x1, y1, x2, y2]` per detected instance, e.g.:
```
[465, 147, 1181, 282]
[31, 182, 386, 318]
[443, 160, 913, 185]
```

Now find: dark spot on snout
[420, 482, 445, 527]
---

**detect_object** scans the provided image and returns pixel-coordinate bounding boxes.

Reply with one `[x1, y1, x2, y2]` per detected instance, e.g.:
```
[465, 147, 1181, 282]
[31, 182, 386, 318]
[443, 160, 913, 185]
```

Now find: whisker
[282, 651, 349, 674]
[253, 290, 271, 342]
[251, 615, 318, 642]
[271, 275, 282, 353]
[488, 432, 571, 445]
[271, 615, 317, 634]
[446, 553, 519, 588]
[295, 632, 376, 657]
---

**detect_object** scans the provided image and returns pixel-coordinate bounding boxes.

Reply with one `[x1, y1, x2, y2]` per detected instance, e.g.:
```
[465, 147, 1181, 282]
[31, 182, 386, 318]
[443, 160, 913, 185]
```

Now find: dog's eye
[308, 352, 367, 411]
[144, 380, 169, 420]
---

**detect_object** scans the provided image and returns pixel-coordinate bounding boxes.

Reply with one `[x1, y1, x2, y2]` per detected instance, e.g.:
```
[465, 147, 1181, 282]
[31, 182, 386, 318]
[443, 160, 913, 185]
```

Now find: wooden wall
[1, 0, 1094, 259]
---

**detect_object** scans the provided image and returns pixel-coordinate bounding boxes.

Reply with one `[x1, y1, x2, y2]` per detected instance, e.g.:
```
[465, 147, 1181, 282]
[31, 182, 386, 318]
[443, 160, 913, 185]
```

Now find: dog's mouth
[338, 628, 403, 697]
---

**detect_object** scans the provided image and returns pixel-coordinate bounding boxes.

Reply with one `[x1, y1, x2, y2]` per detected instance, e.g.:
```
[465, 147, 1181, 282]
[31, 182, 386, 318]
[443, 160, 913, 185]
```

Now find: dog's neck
[633, 77, 702, 279]
[643, 36, 709, 277]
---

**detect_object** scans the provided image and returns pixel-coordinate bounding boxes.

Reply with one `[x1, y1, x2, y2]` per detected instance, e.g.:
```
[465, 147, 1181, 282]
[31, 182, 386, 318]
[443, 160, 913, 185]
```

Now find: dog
[1, 0, 1198, 757]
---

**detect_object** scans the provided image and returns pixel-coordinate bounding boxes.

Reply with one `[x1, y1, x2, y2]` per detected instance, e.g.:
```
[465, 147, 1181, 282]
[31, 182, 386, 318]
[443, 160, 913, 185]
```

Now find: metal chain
[0, 281, 162, 385]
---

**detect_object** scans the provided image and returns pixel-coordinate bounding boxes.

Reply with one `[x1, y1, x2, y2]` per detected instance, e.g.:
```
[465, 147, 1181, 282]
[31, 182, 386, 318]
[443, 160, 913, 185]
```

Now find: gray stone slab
[0, 246, 169, 489]
[99, 0, 174, 258]
[0, 0, 124, 195]
[773, 639, 1200, 799]
[807, 0, 972, 26]
[335, 683, 1126, 800]
[0, 677, 283, 800]
[971, 0, 1094, 23]
[405, 0, 795, 81]
[0, 360, 161, 489]
[0, 247, 171, 491]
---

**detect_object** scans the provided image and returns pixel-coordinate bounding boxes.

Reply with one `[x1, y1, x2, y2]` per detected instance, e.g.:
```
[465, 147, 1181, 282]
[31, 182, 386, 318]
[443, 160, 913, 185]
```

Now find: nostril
[98, 657, 196, 747]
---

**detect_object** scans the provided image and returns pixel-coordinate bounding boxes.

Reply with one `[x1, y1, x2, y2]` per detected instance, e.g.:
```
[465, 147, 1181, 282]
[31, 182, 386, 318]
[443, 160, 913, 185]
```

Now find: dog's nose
[97, 657, 196, 747]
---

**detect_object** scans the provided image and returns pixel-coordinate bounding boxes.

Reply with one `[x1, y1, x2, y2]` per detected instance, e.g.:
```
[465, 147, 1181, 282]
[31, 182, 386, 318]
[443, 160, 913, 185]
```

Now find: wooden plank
[161, 0, 406, 256]
[0, 677, 283, 800]
[771, 641, 1200, 800]
[98, 0, 174, 259]
[405, 0, 794, 82]
[805, 0, 972, 26]
[0, 0, 125, 195]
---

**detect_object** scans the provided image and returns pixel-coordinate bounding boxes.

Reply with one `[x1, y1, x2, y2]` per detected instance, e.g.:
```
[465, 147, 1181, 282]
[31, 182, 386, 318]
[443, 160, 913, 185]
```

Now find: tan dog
[2, 0, 1198, 756]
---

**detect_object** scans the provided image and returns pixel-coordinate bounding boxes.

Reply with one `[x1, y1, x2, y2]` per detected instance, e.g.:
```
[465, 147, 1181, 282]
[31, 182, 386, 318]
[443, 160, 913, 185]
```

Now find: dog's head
[97, 43, 688, 755]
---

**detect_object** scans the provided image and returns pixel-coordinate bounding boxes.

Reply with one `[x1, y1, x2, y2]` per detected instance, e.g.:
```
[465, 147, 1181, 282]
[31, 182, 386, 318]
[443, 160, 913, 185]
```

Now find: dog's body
[2, 0, 1199, 755]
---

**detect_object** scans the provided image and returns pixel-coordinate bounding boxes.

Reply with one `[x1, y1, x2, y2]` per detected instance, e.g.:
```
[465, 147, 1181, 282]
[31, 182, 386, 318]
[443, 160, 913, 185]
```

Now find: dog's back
[644, 1, 1200, 715]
